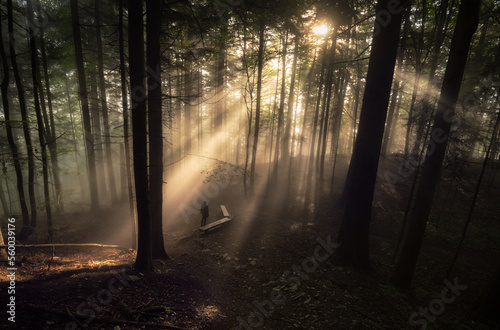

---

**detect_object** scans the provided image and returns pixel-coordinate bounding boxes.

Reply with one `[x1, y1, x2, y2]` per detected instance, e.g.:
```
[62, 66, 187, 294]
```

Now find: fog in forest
[1, 0, 500, 328]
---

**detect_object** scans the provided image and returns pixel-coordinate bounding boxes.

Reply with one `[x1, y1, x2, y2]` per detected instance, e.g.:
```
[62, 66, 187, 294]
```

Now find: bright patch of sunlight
[197, 305, 220, 319]
[313, 24, 329, 37]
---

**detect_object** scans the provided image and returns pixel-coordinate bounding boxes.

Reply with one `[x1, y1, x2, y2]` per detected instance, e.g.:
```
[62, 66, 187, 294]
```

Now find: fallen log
[0, 243, 130, 250]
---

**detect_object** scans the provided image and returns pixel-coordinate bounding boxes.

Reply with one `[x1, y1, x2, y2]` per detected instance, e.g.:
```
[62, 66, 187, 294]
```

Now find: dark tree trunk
[147, 0, 169, 260]
[381, 4, 411, 157]
[273, 31, 288, 180]
[0, 7, 30, 230]
[95, 0, 118, 204]
[250, 21, 265, 193]
[26, 0, 53, 241]
[70, 0, 99, 211]
[392, 0, 480, 287]
[409, 0, 451, 156]
[215, 25, 227, 159]
[119, 0, 135, 248]
[184, 69, 192, 154]
[305, 40, 328, 181]
[36, 0, 63, 213]
[298, 50, 317, 170]
[282, 34, 300, 164]
[129, 0, 153, 272]
[8, 0, 36, 231]
[337, 0, 406, 268]
[90, 63, 107, 199]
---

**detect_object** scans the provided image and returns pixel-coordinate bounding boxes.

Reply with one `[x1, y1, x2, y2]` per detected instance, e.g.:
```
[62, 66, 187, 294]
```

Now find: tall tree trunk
[36, 0, 63, 212]
[298, 49, 317, 171]
[319, 31, 339, 183]
[215, 25, 227, 159]
[392, 0, 480, 287]
[129, 0, 153, 272]
[381, 4, 411, 157]
[0, 8, 30, 231]
[410, 0, 452, 156]
[337, 0, 406, 268]
[304, 40, 328, 206]
[282, 34, 300, 164]
[273, 31, 288, 181]
[404, 70, 422, 157]
[70, 0, 99, 211]
[90, 63, 107, 199]
[95, 0, 118, 204]
[26, 0, 53, 240]
[8, 0, 37, 230]
[250, 21, 265, 193]
[184, 70, 192, 154]
[147, 0, 168, 260]
[119, 0, 136, 247]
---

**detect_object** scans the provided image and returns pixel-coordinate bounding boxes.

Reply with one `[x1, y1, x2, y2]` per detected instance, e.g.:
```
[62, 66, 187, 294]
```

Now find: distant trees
[70, 0, 99, 211]
[0, 2, 30, 233]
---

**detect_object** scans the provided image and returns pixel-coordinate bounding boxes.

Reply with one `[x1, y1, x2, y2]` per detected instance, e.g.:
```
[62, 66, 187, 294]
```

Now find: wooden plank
[220, 205, 231, 218]
[199, 217, 231, 231]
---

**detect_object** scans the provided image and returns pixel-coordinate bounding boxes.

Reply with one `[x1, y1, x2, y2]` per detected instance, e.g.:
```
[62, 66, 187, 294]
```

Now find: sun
[313, 24, 329, 37]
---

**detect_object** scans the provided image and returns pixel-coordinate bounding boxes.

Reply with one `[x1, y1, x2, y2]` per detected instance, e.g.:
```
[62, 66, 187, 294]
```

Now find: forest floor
[1, 156, 500, 329]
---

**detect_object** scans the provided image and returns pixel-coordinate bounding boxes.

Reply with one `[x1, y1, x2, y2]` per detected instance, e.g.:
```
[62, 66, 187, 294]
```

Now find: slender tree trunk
[70, 0, 99, 210]
[95, 0, 118, 204]
[404, 71, 421, 157]
[215, 26, 226, 159]
[329, 70, 348, 193]
[381, 4, 410, 157]
[337, 0, 406, 268]
[392, 0, 480, 287]
[90, 63, 107, 199]
[319, 31, 339, 182]
[273, 31, 288, 181]
[129, 0, 152, 272]
[0, 9, 30, 231]
[8, 0, 37, 230]
[119, 0, 135, 248]
[26, 0, 53, 240]
[147, 0, 168, 260]
[250, 21, 265, 193]
[184, 70, 192, 154]
[298, 49, 317, 170]
[36, 0, 63, 212]
[282, 34, 300, 164]
[304, 40, 328, 206]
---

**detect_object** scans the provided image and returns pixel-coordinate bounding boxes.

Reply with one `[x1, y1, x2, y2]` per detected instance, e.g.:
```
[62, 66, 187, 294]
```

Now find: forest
[0, 0, 500, 328]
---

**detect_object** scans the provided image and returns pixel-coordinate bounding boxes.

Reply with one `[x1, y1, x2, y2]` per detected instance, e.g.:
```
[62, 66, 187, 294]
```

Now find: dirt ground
[1, 156, 500, 329]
